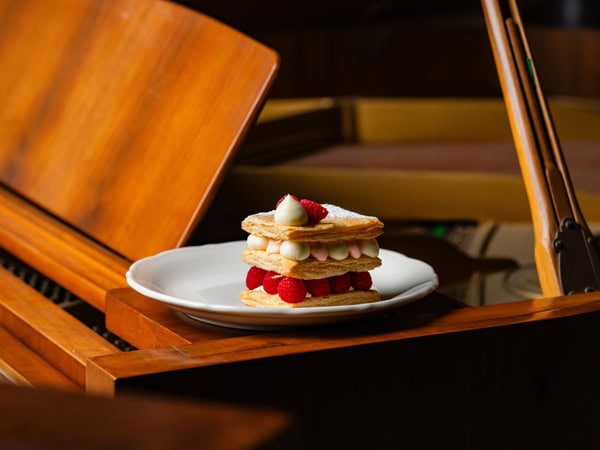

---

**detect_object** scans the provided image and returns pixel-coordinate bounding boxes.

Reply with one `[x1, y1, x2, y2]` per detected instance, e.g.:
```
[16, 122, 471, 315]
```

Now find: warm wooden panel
[0, 327, 80, 391]
[93, 306, 600, 449]
[0, 186, 130, 311]
[105, 287, 247, 349]
[0, 0, 278, 261]
[0, 383, 288, 450]
[0, 268, 119, 387]
[89, 290, 600, 395]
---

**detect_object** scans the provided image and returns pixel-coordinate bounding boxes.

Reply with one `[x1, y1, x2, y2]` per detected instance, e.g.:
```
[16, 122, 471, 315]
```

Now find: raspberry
[276, 194, 299, 207]
[350, 271, 373, 291]
[305, 278, 331, 297]
[277, 277, 307, 303]
[330, 273, 351, 293]
[300, 199, 328, 225]
[245, 266, 266, 289]
[262, 271, 283, 294]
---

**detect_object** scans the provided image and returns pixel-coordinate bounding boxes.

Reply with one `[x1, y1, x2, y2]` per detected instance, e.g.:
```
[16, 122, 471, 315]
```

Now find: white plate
[126, 241, 439, 330]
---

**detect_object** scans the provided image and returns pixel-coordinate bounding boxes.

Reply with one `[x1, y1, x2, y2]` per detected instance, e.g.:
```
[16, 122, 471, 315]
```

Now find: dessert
[239, 194, 384, 308]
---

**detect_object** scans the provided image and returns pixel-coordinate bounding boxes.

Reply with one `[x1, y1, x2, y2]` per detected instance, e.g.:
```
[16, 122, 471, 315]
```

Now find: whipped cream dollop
[280, 240, 311, 260]
[247, 234, 269, 250]
[327, 241, 349, 260]
[359, 239, 379, 258]
[274, 195, 308, 226]
[261, 200, 373, 223]
[249, 199, 380, 262]
[246, 235, 380, 261]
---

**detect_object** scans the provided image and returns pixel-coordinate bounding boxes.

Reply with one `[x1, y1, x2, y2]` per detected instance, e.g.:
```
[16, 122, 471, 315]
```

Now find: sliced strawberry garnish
[350, 271, 373, 291]
[300, 199, 328, 225]
[245, 266, 266, 290]
[330, 273, 351, 293]
[277, 277, 307, 303]
[305, 278, 331, 297]
[262, 271, 283, 294]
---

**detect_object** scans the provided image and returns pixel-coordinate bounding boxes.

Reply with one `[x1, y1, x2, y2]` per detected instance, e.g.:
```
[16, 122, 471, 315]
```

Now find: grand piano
[2, 0, 600, 448]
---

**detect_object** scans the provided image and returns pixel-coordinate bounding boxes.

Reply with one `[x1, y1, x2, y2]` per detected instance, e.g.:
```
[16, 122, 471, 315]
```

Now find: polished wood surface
[0, 384, 288, 450]
[0, 327, 79, 391]
[0, 267, 119, 388]
[483, 0, 562, 295]
[0, 0, 278, 261]
[0, 187, 130, 311]
[483, 0, 600, 296]
[91, 290, 600, 449]
[105, 287, 247, 348]
[0, 0, 279, 389]
[91, 288, 600, 393]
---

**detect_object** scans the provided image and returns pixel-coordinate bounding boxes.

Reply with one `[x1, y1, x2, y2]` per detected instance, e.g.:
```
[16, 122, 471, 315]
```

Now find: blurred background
[176, 0, 600, 99]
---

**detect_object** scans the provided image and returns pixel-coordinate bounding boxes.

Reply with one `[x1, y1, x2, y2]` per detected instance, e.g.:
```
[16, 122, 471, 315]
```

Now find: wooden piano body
[0, 0, 278, 390]
[3, 1, 600, 448]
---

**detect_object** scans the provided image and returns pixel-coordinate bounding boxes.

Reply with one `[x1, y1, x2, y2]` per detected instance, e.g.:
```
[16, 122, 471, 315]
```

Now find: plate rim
[126, 241, 439, 325]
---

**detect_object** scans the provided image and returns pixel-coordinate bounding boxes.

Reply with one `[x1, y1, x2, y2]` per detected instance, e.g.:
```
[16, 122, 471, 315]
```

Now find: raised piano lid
[0, 0, 279, 262]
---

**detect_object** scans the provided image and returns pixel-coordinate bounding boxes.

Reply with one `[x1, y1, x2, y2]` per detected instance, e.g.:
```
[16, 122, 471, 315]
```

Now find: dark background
[175, 1, 600, 99]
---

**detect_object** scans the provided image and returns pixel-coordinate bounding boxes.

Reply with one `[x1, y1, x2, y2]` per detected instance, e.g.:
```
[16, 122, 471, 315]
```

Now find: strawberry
[350, 271, 372, 291]
[245, 266, 266, 289]
[277, 277, 307, 303]
[300, 199, 328, 225]
[276, 194, 299, 207]
[305, 278, 331, 297]
[330, 273, 351, 293]
[262, 271, 283, 294]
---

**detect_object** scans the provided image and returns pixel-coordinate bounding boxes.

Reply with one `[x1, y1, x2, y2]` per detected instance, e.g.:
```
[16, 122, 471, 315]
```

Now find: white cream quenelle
[274, 195, 308, 226]
[327, 241, 349, 260]
[247, 234, 268, 250]
[359, 239, 379, 258]
[279, 240, 311, 261]
[247, 237, 379, 261]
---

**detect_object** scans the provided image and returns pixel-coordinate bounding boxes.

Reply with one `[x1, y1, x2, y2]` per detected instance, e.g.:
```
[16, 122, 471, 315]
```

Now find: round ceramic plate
[126, 241, 438, 330]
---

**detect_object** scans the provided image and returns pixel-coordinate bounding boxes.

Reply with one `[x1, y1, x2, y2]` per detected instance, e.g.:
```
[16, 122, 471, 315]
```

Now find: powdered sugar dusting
[322, 204, 372, 219]
[254, 203, 374, 219]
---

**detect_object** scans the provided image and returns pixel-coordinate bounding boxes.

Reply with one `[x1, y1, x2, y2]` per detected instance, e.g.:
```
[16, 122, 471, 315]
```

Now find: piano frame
[0, 0, 278, 390]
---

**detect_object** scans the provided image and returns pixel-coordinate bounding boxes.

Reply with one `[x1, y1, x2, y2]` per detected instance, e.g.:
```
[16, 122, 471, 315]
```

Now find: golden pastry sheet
[241, 214, 383, 242]
[239, 289, 380, 308]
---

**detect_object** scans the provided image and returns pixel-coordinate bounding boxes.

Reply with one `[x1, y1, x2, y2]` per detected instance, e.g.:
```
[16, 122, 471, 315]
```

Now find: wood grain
[482, 0, 562, 295]
[91, 289, 600, 395]
[0, 383, 288, 450]
[95, 303, 600, 449]
[0, 0, 279, 391]
[0, 326, 80, 391]
[105, 287, 247, 349]
[0, 0, 278, 261]
[0, 267, 119, 387]
[0, 186, 130, 311]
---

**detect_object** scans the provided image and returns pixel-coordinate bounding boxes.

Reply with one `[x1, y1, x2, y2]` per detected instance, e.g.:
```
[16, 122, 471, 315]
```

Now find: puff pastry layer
[242, 249, 381, 279]
[242, 214, 383, 242]
[239, 289, 380, 308]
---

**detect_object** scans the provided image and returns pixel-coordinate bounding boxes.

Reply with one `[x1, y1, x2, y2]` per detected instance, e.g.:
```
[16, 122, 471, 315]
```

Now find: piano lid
[0, 0, 278, 261]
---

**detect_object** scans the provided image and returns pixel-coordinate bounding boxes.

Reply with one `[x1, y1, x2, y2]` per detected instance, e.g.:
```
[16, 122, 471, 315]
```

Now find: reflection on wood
[0, 383, 288, 450]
